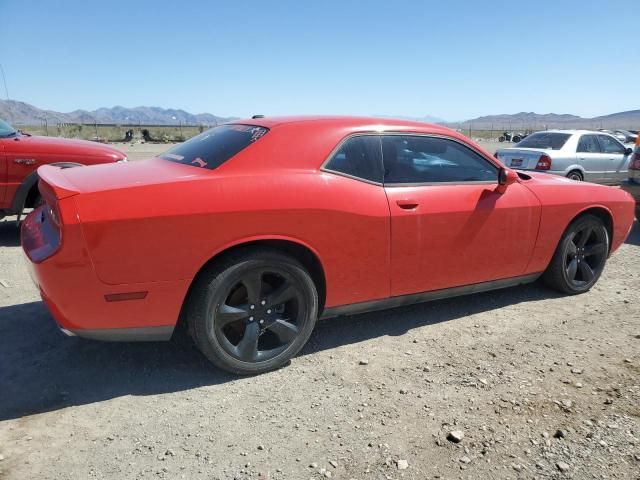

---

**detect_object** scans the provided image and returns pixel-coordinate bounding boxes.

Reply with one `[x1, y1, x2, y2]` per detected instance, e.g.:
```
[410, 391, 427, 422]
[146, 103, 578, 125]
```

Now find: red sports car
[21, 117, 636, 374]
[1, 118, 127, 220]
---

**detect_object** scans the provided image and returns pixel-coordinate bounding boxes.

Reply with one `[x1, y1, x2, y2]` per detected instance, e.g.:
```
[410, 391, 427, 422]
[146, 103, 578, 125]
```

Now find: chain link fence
[12, 121, 213, 143]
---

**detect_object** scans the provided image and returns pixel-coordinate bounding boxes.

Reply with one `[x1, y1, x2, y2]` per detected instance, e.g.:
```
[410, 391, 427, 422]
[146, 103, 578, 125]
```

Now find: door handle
[396, 199, 419, 210]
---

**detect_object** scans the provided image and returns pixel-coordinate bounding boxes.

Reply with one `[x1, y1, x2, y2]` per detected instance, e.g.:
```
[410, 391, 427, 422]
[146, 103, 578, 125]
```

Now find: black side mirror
[625, 147, 633, 155]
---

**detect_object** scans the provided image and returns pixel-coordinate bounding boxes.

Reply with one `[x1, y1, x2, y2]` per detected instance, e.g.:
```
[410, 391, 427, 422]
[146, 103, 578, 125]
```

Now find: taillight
[631, 152, 640, 170]
[536, 154, 552, 170]
[21, 203, 62, 263]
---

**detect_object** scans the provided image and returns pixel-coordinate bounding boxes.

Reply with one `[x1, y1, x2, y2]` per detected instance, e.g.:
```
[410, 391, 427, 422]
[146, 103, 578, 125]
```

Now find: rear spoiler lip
[37, 165, 81, 200]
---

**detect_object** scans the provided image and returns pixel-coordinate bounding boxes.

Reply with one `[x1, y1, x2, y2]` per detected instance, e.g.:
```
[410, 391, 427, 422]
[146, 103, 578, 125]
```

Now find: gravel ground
[0, 143, 638, 480]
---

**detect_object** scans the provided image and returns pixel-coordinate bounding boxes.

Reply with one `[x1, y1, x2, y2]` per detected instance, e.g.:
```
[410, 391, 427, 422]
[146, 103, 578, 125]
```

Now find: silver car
[496, 130, 633, 184]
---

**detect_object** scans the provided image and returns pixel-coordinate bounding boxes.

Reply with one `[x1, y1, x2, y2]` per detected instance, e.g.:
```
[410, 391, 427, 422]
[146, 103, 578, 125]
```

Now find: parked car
[612, 129, 638, 144]
[599, 129, 628, 143]
[496, 130, 633, 184]
[0, 118, 127, 220]
[621, 134, 640, 212]
[22, 117, 635, 374]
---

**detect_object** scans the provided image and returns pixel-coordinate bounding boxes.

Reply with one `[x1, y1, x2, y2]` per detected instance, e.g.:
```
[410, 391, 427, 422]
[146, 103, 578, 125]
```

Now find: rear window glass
[516, 132, 571, 150]
[160, 124, 268, 169]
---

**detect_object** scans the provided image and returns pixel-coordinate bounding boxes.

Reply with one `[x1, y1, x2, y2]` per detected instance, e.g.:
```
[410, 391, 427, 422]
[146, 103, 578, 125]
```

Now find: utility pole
[0, 63, 9, 100]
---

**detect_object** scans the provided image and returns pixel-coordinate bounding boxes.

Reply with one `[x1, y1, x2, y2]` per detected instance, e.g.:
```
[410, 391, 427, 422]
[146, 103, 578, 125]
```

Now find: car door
[576, 134, 607, 183]
[382, 134, 541, 297]
[596, 134, 629, 184]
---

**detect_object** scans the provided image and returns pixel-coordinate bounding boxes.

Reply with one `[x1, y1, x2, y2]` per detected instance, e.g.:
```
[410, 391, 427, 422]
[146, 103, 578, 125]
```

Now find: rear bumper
[21, 205, 188, 342]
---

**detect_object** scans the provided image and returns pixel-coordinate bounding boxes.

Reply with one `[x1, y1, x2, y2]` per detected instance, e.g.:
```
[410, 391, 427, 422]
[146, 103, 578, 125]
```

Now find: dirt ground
[0, 143, 638, 480]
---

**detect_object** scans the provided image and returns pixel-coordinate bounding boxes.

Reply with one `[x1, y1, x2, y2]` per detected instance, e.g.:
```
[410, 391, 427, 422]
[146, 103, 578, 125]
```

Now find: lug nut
[261, 300, 266, 305]
[249, 316, 254, 321]
[250, 305, 255, 310]
[267, 309, 272, 314]
[259, 319, 264, 324]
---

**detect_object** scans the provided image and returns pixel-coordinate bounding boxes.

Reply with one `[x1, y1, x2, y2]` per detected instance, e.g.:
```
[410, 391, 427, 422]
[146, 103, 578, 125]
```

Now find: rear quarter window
[160, 124, 268, 169]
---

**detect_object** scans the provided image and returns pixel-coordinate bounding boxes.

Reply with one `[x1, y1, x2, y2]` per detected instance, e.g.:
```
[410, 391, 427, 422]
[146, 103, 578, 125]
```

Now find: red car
[0, 118, 127, 220]
[22, 116, 636, 374]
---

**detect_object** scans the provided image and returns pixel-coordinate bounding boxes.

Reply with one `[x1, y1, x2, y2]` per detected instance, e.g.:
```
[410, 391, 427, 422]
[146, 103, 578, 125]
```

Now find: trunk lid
[38, 158, 211, 195]
[496, 148, 552, 170]
[38, 165, 82, 200]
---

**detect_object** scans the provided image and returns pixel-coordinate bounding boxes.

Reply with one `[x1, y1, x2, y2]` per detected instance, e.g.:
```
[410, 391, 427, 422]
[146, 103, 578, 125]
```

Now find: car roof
[229, 115, 452, 133]
[537, 129, 619, 136]
[219, 115, 504, 171]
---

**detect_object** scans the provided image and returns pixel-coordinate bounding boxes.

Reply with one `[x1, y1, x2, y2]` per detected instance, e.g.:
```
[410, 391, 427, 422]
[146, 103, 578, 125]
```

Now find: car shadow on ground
[0, 218, 20, 247]
[0, 281, 560, 421]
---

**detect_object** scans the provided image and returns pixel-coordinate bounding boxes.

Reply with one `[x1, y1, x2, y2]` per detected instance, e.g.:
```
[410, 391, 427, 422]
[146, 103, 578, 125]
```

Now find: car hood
[43, 158, 211, 195]
[7, 135, 126, 160]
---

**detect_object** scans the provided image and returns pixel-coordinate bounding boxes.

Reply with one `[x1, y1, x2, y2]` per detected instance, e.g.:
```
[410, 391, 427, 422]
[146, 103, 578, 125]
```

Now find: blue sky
[0, 0, 637, 121]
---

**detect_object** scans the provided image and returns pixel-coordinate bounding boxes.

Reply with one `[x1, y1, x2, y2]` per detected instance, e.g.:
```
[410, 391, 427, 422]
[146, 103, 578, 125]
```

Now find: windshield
[0, 119, 17, 138]
[516, 132, 571, 150]
[159, 124, 268, 170]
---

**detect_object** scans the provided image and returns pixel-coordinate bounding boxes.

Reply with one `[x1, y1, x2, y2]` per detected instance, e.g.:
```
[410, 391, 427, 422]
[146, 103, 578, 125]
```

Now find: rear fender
[197, 234, 325, 275]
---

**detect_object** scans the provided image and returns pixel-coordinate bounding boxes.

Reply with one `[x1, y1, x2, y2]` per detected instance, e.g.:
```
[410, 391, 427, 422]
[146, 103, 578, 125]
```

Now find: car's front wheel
[542, 214, 609, 294]
[187, 249, 318, 374]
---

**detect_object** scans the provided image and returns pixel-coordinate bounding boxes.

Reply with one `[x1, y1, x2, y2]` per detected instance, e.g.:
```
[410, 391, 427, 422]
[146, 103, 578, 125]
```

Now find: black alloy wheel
[562, 224, 607, 289]
[187, 249, 318, 374]
[543, 215, 609, 294]
[214, 267, 305, 362]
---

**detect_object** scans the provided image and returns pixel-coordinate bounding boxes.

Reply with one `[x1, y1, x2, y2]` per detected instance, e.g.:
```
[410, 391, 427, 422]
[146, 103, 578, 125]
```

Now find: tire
[498, 136, 505, 142]
[542, 214, 609, 294]
[512, 135, 521, 143]
[186, 248, 318, 374]
[567, 170, 583, 181]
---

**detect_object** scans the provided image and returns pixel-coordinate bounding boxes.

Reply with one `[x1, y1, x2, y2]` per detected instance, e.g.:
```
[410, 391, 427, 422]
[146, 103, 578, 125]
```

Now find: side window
[597, 135, 625, 154]
[577, 135, 601, 153]
[324, 136, 383, 183]
[382, 135, 498, 184]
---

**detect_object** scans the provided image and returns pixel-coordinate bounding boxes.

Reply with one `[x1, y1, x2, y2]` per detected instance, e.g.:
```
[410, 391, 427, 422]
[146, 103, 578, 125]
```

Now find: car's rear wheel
[542, 214, 609, 294]
[187, 249, 318, 374]
[567, 170, 583, 181]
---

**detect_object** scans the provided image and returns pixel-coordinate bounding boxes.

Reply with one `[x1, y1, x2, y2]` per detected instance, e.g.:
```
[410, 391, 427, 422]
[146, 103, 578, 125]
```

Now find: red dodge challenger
[21, 116, 636, 374]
